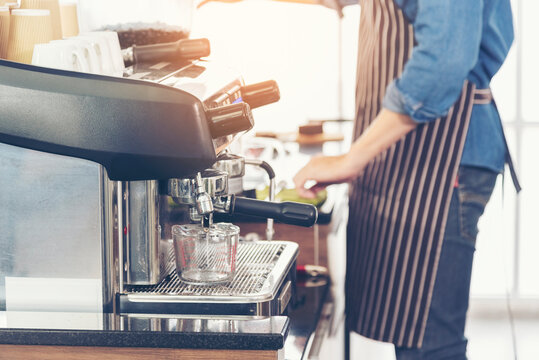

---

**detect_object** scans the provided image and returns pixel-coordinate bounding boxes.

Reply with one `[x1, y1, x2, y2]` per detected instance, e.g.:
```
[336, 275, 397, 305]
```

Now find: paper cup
[59, 0, 78, 37]
[19, 0, 62, 40]
[6, 9, 53, 64]
[0, 6, 9, 58]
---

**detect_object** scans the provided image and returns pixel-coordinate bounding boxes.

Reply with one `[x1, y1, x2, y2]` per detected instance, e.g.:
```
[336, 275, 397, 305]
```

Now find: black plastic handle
[133, 38, 211, 64]
[206, 102, 254, 139]
[241, 80, 280, 110]
[232, 196, 318, 227]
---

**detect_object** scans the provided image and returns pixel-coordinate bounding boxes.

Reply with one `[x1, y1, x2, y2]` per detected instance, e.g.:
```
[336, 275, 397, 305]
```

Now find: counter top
[0, 277, 330, 358]
[0, 314, 288, 351]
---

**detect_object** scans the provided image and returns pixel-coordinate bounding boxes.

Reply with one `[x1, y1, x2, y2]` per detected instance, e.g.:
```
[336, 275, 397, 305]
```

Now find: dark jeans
[394, 166, 498, 360]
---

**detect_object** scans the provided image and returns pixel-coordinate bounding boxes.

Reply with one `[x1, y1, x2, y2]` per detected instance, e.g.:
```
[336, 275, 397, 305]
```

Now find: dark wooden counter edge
[0, 321, 289, 351]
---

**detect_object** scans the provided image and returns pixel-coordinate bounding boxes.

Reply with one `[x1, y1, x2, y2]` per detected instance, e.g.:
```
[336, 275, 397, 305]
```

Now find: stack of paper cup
[0, 6, 9, 58]
[59, 0, 78, 37]
[6, 9, 53, 64]
[19, 0, 62, 40]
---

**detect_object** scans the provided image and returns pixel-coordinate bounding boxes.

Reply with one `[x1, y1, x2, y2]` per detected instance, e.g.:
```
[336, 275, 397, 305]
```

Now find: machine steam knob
[241, 80, 280, 110]
[206, 102, 254, 139]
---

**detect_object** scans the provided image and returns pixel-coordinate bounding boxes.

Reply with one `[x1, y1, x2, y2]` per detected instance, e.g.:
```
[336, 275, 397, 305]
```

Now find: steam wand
[244, 159, 276, 241]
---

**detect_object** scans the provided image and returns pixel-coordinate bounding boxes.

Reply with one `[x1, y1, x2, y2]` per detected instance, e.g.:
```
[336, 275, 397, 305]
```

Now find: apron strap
[474, 88, 522, 193]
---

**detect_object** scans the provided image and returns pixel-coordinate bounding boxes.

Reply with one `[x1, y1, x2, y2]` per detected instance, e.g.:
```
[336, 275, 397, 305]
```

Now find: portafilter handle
[229, 196, 318, 228]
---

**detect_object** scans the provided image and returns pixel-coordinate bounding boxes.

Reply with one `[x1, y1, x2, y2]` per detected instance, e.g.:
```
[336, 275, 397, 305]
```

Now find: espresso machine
[0, 44, 317, 319]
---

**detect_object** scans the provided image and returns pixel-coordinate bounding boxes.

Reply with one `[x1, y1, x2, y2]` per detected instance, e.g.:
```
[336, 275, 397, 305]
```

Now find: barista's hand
[293, 153, 361, 198]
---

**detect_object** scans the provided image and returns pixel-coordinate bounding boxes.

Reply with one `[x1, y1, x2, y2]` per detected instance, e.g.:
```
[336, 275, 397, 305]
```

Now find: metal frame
[118, 241, 299, 316]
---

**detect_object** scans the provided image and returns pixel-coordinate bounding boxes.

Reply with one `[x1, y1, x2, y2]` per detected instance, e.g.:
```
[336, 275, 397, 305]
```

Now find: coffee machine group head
[167, 168, 317, 228]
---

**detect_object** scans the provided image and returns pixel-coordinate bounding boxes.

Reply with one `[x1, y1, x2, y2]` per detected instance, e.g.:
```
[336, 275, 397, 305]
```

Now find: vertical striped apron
[346, 0, 477, 348]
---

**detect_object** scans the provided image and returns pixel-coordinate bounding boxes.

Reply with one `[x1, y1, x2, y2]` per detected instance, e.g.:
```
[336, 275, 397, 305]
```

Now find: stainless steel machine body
[0, 59, 249, 313]
[0, 58, 305, 317]
[124, 180, 165, 285]
[0, 146, 117, 313]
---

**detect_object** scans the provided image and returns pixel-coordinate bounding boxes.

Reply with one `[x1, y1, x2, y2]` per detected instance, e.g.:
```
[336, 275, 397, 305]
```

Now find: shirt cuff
[383, 80, 447, 123]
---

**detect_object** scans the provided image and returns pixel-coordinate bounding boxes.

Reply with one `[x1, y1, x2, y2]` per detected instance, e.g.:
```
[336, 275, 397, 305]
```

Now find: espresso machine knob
[206, 102, 254, 139]
[241, 80, 280, 110]
[124, 38, 211, 65]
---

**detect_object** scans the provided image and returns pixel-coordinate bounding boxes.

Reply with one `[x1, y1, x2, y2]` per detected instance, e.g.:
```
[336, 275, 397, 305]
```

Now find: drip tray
[119, 241, 298, 316]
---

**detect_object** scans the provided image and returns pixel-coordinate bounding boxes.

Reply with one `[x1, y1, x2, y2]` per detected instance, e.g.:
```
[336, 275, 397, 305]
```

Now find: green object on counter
[167, 187, 328, 208]
[256, 187, 327, 207]
[168, 196, 181, 208]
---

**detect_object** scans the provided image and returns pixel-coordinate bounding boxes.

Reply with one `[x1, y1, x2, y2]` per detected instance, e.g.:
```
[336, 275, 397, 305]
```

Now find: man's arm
[294, 109, 416, 198]
[295, 0, 485, 196]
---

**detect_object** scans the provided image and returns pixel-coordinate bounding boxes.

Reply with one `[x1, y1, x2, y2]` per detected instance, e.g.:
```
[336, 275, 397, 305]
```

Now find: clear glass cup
[172, 223, 239, 285]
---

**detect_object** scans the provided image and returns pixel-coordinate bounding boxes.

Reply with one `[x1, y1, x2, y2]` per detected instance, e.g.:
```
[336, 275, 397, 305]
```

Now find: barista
[294, 0, 519, 359]
[199, 0, 519, 358]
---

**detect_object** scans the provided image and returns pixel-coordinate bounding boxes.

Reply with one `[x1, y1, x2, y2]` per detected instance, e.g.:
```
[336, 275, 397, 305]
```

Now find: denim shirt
[377, 0, 514, 173]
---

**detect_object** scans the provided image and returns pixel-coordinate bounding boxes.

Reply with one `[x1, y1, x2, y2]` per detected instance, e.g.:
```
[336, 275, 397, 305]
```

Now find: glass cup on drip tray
[172, 223, 239, 285]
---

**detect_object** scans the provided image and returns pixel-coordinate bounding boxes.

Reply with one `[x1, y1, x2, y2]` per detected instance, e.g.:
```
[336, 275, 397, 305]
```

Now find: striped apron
[346, 0, 479, 348]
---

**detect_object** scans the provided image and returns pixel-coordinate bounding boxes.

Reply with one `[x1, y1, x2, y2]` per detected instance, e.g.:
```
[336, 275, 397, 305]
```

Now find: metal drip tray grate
[125, 241, 297, 299]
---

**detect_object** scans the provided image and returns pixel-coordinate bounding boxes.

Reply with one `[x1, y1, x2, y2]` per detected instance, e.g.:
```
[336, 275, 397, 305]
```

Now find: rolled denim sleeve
[382, 0, 483, 123]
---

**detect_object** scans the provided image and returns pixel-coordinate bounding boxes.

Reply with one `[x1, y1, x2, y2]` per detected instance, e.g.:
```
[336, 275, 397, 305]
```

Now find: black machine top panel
[0, 60, 217, 181]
